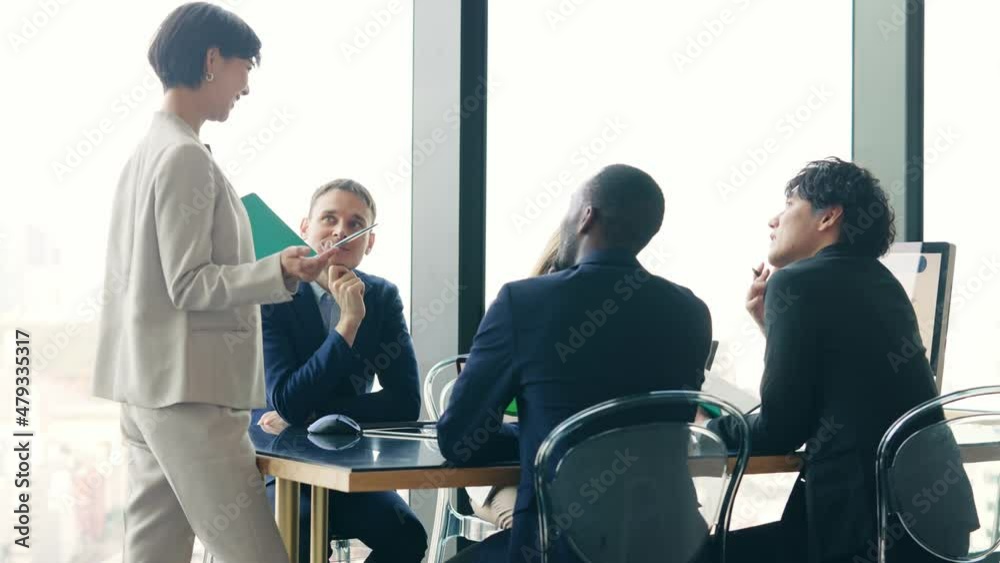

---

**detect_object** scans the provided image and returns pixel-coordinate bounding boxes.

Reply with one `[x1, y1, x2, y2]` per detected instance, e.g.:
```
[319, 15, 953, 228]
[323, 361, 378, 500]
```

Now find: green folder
[700, 404, 722, 418]
[241, 193, 315, 260]
[505, 399, 518, 416]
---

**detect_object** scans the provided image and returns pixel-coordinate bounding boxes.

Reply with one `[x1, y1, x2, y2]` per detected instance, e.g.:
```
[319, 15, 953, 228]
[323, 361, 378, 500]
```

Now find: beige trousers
[120, 403, 289, 563]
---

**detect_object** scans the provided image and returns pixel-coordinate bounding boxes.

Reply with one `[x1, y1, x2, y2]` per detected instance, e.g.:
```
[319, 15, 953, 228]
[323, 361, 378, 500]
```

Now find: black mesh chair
[534, 390, 751, 563]
[877, 385, 1000, 563]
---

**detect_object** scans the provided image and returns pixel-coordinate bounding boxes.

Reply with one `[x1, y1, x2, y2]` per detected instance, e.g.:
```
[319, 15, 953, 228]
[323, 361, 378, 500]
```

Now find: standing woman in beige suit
[92, 4, 340, 562]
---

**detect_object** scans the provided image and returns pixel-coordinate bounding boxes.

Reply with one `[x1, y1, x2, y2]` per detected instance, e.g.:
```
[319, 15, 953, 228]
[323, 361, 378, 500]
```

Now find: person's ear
[365, 232, 376, 255]
[299, 217, 310, 239]
[818, 205, 844, 232]
[578, 206, 596, 234]
[203, 47, 221, 79]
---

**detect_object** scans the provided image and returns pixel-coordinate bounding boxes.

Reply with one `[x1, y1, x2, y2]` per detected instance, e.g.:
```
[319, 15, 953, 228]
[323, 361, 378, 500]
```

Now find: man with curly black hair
[709, 158, 979, 563]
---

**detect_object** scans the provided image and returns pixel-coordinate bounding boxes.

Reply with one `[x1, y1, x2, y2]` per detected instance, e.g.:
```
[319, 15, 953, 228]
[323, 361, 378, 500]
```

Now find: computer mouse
[308, 433, 362, 451]
[307, 414, 362, 435]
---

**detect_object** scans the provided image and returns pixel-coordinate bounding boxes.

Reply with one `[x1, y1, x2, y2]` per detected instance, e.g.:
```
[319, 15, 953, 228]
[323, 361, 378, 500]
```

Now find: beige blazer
[93, 111, 296, 409]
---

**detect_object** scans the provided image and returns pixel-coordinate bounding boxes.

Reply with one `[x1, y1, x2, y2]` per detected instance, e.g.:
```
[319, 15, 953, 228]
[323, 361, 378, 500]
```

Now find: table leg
[310, 485, 330, 563]
[274, 477, 301, 563]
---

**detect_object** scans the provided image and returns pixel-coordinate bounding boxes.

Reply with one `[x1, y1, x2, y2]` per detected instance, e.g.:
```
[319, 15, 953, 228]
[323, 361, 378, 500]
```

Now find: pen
[322, 223, 379, 251]
[752, 266, 762, 277]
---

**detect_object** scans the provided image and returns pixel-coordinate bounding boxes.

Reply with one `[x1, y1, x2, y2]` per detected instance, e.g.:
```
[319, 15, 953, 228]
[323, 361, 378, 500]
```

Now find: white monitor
[879, 242, 956, 390]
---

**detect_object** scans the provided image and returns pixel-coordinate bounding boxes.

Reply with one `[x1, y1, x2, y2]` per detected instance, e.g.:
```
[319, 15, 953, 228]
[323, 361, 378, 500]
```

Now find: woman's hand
[279, 245, 338, 283]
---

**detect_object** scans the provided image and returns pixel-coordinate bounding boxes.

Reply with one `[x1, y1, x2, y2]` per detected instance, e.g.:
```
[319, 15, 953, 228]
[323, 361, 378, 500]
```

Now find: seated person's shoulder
[354, 269, 407, 311]
[354, 269, 396, 294]
[655, 274, 700, 298]
[501, 269, 567, 294]
[763, 262, 830, 310]
[483, 274, 566, 318]
[647, 274, 711, 314]
[769, 258, 827, 287]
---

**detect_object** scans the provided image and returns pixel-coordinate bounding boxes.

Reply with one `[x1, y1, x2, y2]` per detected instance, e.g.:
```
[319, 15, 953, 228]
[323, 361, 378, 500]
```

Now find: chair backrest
[423, 354, 468, 421]
[534, 390, 750, 563]
[877, 385, 1000, 563]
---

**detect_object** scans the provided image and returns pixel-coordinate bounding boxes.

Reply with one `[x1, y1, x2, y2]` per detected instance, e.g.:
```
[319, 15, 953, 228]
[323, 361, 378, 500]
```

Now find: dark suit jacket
[253, 270, 421, 426]
[712, 243, 979, 563]
[436, 249, 712, 563]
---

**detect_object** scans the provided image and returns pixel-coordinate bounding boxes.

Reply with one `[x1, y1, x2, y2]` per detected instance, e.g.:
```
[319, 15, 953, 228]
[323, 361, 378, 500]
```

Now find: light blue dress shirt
[310, 281, 341, 332]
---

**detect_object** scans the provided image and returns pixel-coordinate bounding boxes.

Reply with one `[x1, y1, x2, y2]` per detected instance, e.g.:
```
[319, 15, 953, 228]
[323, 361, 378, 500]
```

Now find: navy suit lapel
[289, 272, 378, 354]
[354, 270, 377, 353]
[290, 283, 327, 352]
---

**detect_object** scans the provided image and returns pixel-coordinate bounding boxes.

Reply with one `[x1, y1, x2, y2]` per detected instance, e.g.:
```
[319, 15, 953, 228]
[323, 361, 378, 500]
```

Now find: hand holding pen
[746, 262, 772, 332]
[320, 223, 379, 252]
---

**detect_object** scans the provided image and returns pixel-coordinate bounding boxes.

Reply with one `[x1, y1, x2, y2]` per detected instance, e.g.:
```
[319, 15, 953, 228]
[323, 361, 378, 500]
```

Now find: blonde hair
[531, 230, 561, 277]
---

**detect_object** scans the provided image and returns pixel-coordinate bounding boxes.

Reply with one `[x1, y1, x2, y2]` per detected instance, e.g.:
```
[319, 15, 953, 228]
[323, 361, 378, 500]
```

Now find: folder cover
[241, 193, 315, 260]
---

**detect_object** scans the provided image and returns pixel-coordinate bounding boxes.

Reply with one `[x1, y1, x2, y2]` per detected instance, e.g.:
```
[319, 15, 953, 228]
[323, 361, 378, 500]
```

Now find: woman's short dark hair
[148, 2, 261, 89]
[785, 157, 896, 258]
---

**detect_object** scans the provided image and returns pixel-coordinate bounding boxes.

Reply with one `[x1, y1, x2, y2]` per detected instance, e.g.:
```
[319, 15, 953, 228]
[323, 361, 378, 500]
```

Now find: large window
[924, 1, 1000, 402]
[0, 1, 411, 560]
[487, 0, 852, 394]
[486, 0, 852, 527]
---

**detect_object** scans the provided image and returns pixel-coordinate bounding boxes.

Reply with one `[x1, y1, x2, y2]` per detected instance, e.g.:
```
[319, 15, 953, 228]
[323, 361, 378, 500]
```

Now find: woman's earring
[205, 72, 214, 82]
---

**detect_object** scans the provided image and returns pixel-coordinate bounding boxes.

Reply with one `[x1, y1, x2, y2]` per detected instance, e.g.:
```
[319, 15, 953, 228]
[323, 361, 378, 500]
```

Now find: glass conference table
[250, 419, 806, 563]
